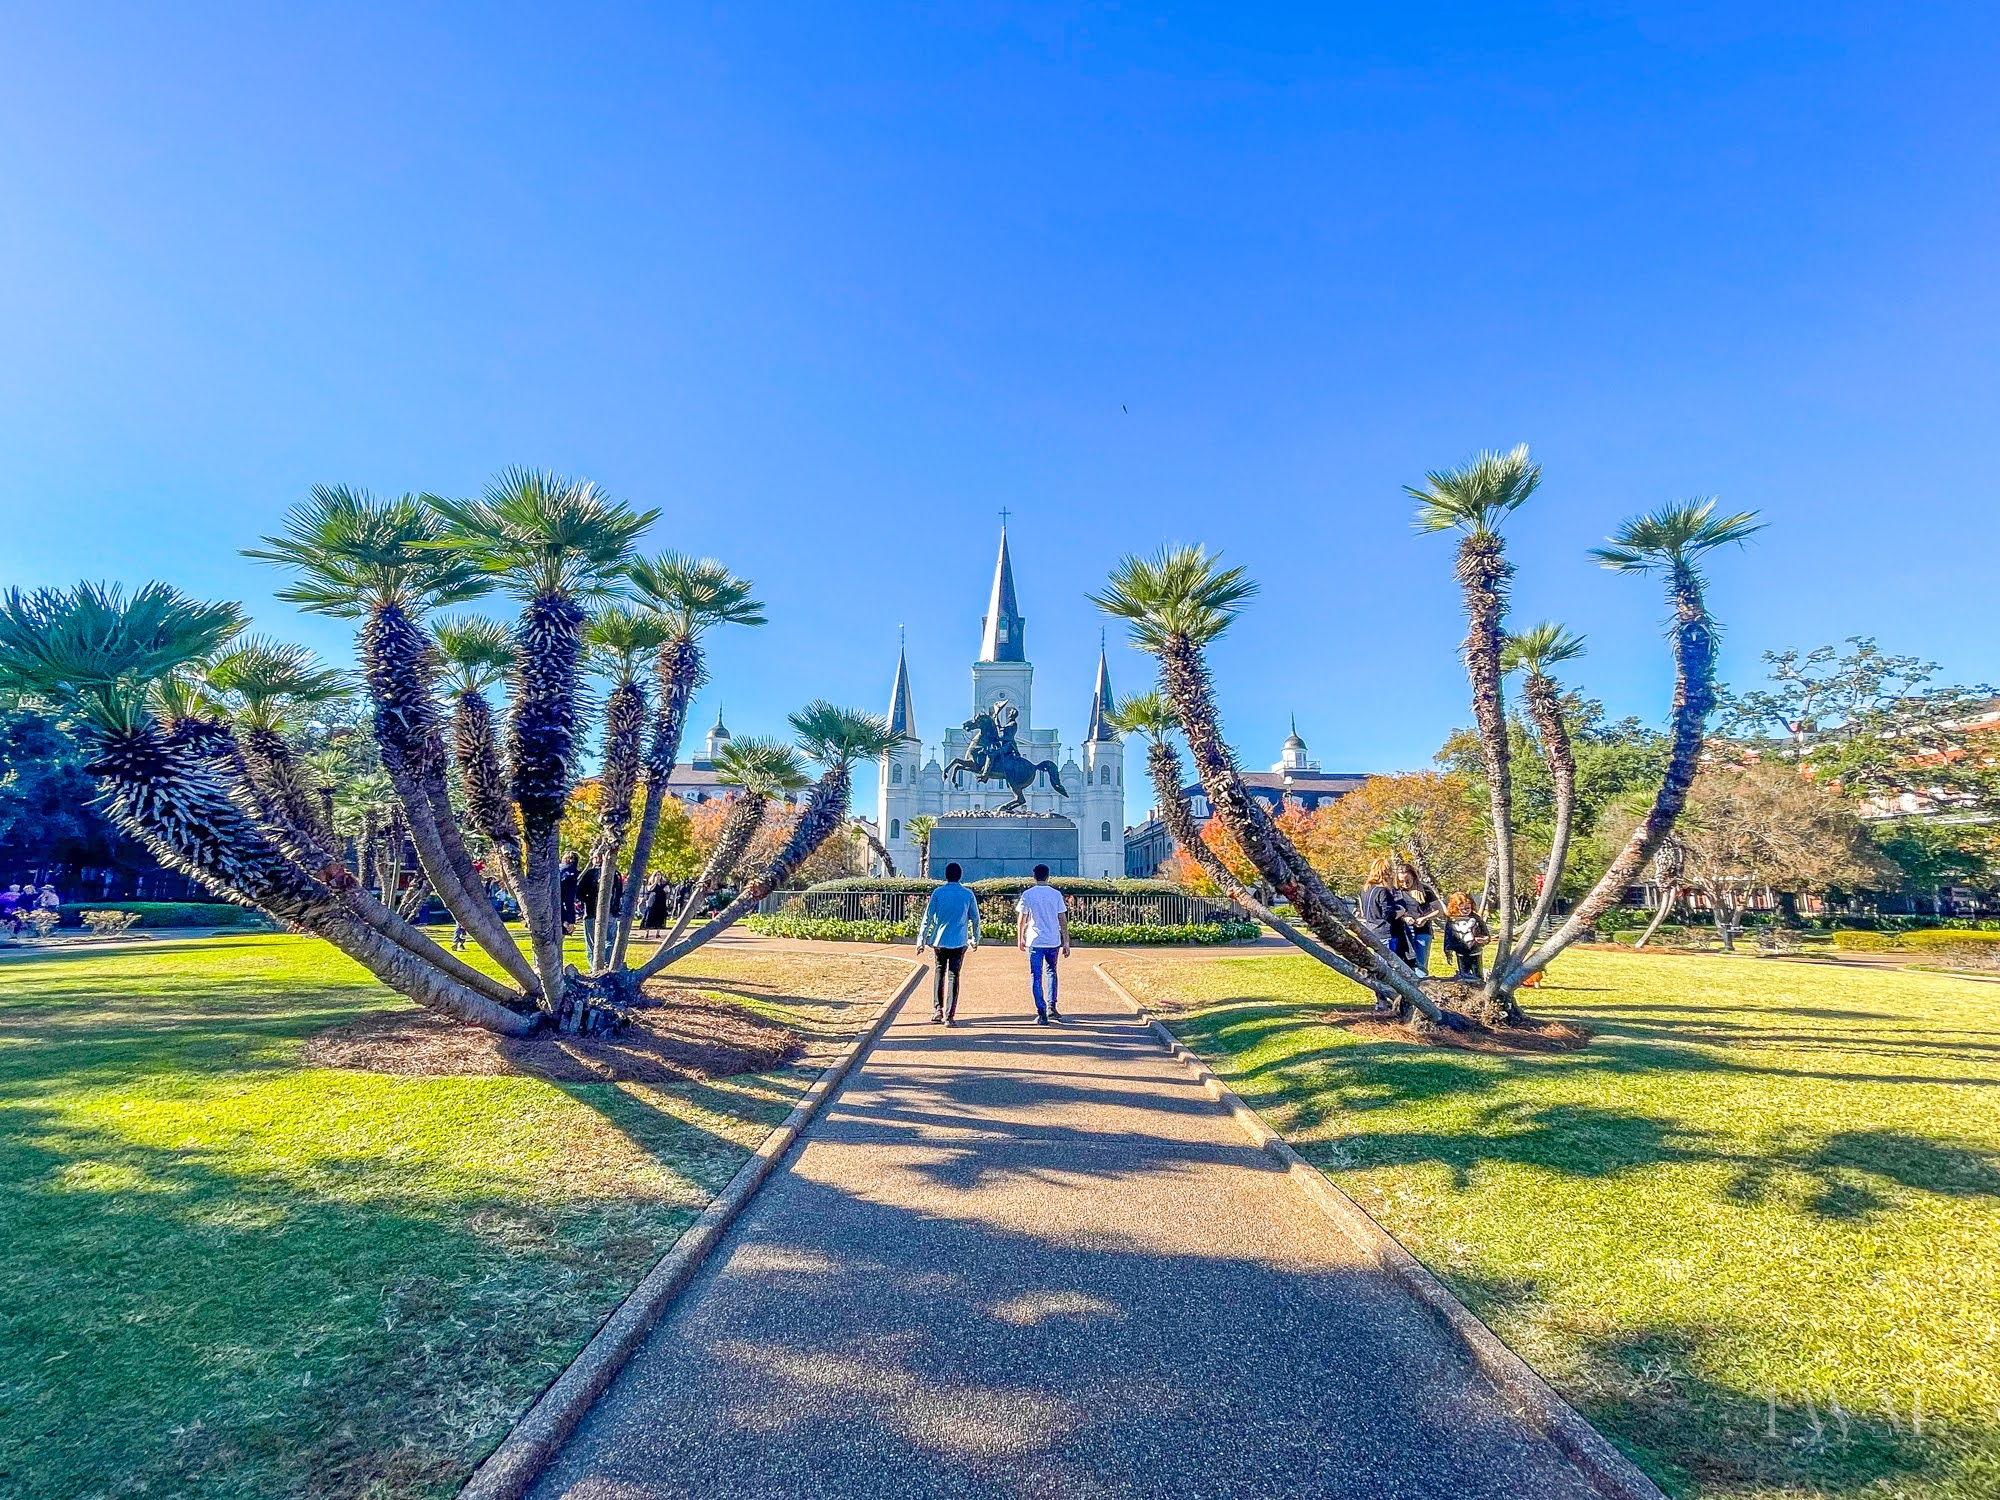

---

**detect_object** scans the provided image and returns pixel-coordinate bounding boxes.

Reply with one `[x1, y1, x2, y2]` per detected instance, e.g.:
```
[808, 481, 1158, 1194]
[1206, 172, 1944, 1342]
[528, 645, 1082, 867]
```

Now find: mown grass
[0, 933, 907, 1500]
[1106, 947, 2000, 1500]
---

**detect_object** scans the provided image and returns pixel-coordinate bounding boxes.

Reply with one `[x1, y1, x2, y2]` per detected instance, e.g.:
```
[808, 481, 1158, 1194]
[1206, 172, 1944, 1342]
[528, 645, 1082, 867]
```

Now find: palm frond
[206, 636, 351, 731]
[1090, 545, 1257, 653]
[431, 614, 515, 694]
[1107, 688, 1179, 744]
[1407, 445, 1541, 537]
[713, 736, 810, 795]
[244, 485, 491, 617]
[583, 605, 672, 683]
[1501, 621, 1587, 678]
[788, 701, 898, 768]
[1591, 498, 1765, 575]
[426, 469, 658, 601]
[625, 552, 766, 636]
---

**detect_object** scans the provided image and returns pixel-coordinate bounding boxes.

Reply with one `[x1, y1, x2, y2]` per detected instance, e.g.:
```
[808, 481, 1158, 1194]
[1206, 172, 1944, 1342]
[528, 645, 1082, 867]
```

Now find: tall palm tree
[582, 605, 669, 966]
[428, 470, 657, 1013]
[905, 814, 937, 877]
[612, 553, 765, 970]
[1093, 550, 1443, 1021]
[652, 737, 808, 953]
[243, 486, 539, 994]
[1410, 445, 1541, 975]
[1498, 622, 1585, 982]
[632, 704, 894, 983]
[205, 637, 351, 854]
[1634, 831, 1687, 949]
[1511, 499, 1762, 983]
[0, 584, 536, 1033]
[1110, 689, 1374, 989]
[431, 614, 520, 891]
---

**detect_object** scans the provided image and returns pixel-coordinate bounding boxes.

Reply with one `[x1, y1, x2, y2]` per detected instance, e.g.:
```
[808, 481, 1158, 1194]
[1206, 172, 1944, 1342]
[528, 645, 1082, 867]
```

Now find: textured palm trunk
[362, 601, 539, 992]
[1145, 738, 1372, 988]
[610, 633, 702, 971]
[1633, 885, 1679, 949]
[509, 593, 586, 1008]
[852, 819, 896, 877]
[1512, 568, 1717, 982]
[88, 725, 540, 1033]
[1153, 634, 1442, 1021]
[653, 793, 770, 955]
[450, 687, 523, 901]
[238, 727, 336, 858]
[636, 764, 851, 981]
[590, 679, 645, 970]
[1508, 671, 1576, 971]
[1455, 533, 1517, 996]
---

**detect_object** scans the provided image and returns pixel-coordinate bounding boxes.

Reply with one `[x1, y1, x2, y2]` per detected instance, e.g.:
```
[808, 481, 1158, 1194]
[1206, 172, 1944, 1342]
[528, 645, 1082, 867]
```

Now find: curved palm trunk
[852, 819, 896, 877]
[509, 593, 587, 1009]
[89, 725, 540, 1033]
[450, 687, 523, 902]
[1633, 885, 1679, 949]
[610, 633, 702, 971]
[1154, 634, 1442, 1022]
[362, 602, 539, 993]
[1456, 532, 1517, 991]
[238, 727, 336, 859]
[1511, 567, 1717, 983]
[635, 763, 851, 982]
[1145, 737, 1373, 989]
[652, 793, 771, 956]
[1508, 671, 1576, 970]
[590, 678, 645, 969]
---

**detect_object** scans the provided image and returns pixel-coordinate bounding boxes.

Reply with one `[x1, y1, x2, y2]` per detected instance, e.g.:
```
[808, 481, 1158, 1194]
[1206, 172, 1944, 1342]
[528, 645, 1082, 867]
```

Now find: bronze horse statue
[942, 702, 1068, 814]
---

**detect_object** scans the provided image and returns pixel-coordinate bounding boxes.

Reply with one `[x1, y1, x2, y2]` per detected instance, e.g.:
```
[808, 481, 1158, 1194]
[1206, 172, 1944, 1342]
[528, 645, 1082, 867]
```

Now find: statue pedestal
[927, 813, 1079, 882]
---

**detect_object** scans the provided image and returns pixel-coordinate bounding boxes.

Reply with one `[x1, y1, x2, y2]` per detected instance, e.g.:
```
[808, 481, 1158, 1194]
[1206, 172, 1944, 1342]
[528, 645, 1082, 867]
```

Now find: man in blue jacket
[915, 863, 981, 1025]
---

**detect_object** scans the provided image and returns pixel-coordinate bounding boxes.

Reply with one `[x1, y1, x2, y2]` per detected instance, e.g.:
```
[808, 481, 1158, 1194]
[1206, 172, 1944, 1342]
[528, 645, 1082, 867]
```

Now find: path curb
[458, 959, 929, 1500]
[1095, 963, 1668, 1500]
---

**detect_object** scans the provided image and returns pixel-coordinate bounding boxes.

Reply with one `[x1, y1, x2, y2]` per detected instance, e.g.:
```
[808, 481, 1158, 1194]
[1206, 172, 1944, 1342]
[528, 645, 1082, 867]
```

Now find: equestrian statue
[942, 700, 1069, 814]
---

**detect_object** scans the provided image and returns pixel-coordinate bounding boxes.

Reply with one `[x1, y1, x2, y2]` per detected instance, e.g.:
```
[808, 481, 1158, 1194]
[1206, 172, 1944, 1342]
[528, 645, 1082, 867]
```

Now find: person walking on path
[913, 862, 981, 1024]
[1016, 865, 1070, 1024]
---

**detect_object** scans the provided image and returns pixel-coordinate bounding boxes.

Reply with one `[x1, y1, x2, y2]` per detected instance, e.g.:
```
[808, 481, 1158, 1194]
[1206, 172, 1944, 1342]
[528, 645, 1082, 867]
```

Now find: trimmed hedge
[1833, 929, 2000, 957]
[966, 877, 1183, 897]
[60, 902, 266, 930]
[802, 878, 940, 894]
[743, 913, 1261, 946]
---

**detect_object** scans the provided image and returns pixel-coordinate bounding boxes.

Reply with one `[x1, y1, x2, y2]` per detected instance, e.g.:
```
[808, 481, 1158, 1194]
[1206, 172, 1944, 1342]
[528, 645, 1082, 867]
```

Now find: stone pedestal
[926, 813, 1079, 882]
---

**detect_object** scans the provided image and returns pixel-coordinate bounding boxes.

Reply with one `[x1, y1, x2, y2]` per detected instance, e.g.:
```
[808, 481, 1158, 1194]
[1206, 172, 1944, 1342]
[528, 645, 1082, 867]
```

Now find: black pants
[932, 947, 965, 1017]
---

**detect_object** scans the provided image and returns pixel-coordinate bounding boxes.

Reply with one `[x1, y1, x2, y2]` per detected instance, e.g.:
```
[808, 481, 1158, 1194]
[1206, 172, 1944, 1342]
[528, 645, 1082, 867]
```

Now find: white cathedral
[875, 527, 1127, 879]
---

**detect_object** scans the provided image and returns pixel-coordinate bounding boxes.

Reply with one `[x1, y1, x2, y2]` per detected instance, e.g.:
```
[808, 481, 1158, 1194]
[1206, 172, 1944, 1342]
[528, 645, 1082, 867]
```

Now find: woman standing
[1395, 864, 1441, 977]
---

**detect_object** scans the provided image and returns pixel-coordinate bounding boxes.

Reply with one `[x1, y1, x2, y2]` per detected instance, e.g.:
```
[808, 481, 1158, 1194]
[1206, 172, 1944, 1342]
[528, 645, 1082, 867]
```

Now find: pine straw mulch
[1326, 1006, 1594, 1055]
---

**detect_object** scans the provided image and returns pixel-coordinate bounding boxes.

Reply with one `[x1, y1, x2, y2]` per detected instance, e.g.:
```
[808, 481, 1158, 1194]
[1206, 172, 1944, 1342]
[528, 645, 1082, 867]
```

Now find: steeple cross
[998, 506, 1011, 528]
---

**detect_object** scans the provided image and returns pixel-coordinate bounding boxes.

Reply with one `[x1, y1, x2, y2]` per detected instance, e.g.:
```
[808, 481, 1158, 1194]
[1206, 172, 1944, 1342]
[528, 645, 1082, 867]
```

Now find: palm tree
[428, 471, 658, 1011]
[851, 819, 897, 877]
[611, 553, 765, 969]
[652, 737, 808, 953]
[0, 584, 536, 1033]
[580, 606, 670, 966]
[1110, 689, 1375, 989]
[431, 614, 520, 892]
[205, 637, 351, 855]
[1498, 622, 1585, 979]
[1410, 445, 1541, 977]
[631, 704, 894, 983]
[1367, 805, 1440, 896]
[905, 814, 937, 877]
[1093, 550, 1444, 1022]
[1510, 499, 1762, 983]
[1634, 831, 1687, 949]
[243, 486, 538, 994]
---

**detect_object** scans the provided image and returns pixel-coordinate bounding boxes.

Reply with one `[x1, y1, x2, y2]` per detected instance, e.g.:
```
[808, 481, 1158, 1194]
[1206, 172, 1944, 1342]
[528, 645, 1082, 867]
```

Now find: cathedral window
[891, 763, 902, 784]
[1101, 820, 1112, 842]
[891, 819, 900, 839]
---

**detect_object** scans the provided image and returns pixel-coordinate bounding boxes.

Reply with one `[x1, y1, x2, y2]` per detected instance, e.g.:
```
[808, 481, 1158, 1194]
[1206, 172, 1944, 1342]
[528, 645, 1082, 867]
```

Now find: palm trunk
[1634, 885, 1678, 949]
[1511, 566, 1718, 984]
[1146, 738, 1373, 988]
[238, 727, 336, 858]
[1154, 633, 1442, 1021]
[635, 763, 851, 982]
[652, 793, 770, 955]
[852, 819, 896, 877]
[610, 632, 702, 971]
[1509, 671, 1576, 969]
[450, 687, 522, 899]
[1456, 532, 1517, 997]
[590, 678, 645, 970]
[88, 725, 539, 1033]
[509, 592, 586, 1007]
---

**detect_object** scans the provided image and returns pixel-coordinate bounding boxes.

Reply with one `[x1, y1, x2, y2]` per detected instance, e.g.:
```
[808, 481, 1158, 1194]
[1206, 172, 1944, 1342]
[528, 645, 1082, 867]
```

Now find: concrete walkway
[529, 945, 1603, 1499]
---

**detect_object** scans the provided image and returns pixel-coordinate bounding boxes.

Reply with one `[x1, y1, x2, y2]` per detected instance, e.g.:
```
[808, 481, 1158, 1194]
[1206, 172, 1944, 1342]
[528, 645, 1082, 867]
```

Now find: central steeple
[977, 526, 1026, 663]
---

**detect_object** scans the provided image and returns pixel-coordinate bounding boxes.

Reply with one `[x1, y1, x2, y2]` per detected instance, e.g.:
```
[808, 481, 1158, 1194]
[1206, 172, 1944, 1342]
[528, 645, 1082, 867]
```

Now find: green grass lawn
[0, 933, 907, 1500]
[1106, 947, 2000, 1500]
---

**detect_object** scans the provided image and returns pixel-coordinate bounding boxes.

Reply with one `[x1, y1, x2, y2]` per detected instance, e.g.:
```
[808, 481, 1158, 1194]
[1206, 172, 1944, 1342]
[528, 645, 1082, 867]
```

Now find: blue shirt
[916, 883, 981, 949]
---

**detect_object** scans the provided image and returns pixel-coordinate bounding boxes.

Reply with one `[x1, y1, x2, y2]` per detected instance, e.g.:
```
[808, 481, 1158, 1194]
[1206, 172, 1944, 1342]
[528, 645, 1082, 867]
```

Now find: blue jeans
[1029, 946, 1061, 1015]
[1411, 930, 1432, 976]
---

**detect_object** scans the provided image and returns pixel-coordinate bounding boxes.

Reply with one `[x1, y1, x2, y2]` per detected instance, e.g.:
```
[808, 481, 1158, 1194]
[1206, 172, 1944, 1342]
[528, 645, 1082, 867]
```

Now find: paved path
[530, 946, 1601, 1499]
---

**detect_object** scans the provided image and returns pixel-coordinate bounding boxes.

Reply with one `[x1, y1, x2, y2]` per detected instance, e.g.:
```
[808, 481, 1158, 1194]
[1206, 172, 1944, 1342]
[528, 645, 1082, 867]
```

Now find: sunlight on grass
[0, 933, 905, 1500]
[1108, 947, 2000, 1500]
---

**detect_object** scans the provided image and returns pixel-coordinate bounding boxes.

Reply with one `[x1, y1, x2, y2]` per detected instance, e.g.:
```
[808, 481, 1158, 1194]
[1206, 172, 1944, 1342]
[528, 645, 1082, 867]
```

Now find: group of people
[1355, 856, 1492, 985]
[913, 863, 1070, 1026]
[1, 883, 61, 935]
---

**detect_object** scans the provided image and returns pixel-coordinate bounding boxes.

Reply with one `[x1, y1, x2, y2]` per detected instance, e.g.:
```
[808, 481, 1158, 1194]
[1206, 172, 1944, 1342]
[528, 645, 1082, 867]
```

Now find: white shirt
[1017, 883, 1067, 949]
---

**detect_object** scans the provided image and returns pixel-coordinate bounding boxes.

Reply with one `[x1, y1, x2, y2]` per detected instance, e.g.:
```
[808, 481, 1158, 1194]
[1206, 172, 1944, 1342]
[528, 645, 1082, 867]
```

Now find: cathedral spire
[1086, 642, 1118, 742]
[977, 525, 1026, 663]
[887, 639, 918, 741]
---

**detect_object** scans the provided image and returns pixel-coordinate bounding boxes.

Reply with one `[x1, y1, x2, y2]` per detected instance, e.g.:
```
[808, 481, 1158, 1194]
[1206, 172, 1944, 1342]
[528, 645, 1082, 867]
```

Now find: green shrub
[1834, 929, 2000, 963]
[62, 902, 265, 930]
[742, 914, 1261, 946]
[743, 914, 917, 943]
[801, 877, 939, 894]
[80, 909, 142, 935]
[965, 876, 1184, 898]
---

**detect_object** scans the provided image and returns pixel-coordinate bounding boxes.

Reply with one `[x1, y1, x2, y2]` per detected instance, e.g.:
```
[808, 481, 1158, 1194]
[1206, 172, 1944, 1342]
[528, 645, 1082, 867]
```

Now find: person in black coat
[559, 852, 580, 933]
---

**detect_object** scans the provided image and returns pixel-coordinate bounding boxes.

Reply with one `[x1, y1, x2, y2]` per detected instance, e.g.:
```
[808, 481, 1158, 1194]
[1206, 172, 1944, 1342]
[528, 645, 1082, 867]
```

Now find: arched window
[890, 819, 900, 839]
[1101, 820, 1112, 842]
[891, 762, 902, 784]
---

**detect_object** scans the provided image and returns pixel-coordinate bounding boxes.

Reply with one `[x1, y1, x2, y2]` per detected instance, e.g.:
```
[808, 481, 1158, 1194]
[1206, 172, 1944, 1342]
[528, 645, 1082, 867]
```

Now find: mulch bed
[1327, 1009, 1593, 1055]
[305, 989, 804, 1085]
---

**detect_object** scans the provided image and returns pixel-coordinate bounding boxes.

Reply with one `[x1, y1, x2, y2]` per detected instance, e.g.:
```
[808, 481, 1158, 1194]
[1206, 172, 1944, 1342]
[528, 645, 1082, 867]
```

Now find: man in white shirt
[1015, 864, 1071, 1025]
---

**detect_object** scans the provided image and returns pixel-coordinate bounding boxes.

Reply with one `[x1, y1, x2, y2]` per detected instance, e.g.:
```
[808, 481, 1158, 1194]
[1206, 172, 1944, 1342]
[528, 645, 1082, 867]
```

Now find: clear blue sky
[4, 3, 1994, 780]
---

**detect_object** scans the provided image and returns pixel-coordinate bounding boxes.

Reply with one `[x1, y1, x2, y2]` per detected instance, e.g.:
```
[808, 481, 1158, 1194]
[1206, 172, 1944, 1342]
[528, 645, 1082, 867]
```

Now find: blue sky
[3, 3, 1994, 781]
